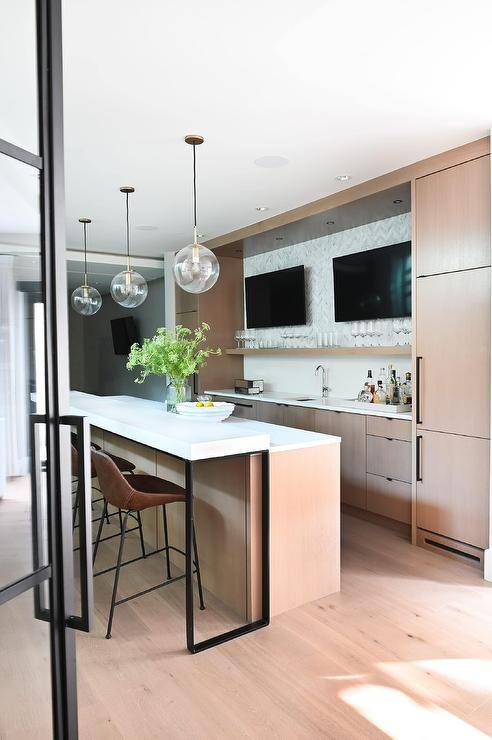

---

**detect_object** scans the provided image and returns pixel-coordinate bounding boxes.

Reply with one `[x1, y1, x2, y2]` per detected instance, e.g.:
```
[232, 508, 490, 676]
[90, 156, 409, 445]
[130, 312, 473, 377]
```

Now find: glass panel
[0, 153, 47, 591]
[0, 587, 53, 737]
[0, 0, 39, 154]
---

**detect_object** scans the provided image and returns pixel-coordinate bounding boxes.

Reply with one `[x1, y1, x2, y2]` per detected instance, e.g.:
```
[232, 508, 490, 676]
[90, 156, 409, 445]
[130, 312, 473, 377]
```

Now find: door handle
[30, 414, 50, 621]
[416, 356, 422, 425]
[61, 415, 94, 632]
[416, 434, 423, 482]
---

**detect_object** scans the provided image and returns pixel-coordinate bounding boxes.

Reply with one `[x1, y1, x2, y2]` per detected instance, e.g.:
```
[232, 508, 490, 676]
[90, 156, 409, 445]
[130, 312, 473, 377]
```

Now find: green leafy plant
[126, 322, 221, 406]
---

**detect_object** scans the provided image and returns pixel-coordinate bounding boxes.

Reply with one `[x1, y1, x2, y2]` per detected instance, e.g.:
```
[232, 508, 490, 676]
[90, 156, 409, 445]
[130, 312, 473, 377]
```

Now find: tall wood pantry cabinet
[415, 154, 491, 552]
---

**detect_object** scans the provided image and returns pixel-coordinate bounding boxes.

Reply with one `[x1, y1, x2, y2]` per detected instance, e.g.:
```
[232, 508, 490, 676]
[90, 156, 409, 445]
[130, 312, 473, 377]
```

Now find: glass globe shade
[110, 269, 148, 308]
[173, 243, 220, 294]
[71, 284, 102, 316]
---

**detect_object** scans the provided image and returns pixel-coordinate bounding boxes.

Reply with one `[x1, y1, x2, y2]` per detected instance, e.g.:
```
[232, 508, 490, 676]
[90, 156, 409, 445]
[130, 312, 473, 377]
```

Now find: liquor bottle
[401, 372, 412, 405]
[374, 380, 387, 404]
[365, 369, 373, 387]
[386, 368, 396, 404]
[378, 367, 386, 392]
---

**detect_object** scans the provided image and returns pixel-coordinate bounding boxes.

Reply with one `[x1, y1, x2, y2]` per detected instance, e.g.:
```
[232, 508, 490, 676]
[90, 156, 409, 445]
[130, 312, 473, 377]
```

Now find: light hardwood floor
[3, 477, 492, 738]
[76, 513, 492, 739]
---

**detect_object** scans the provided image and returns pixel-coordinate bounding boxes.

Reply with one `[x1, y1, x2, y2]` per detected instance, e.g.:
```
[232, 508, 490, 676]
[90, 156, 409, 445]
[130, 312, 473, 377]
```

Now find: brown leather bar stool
[91, 450, 205, 639]
[71, 432, 136, 529]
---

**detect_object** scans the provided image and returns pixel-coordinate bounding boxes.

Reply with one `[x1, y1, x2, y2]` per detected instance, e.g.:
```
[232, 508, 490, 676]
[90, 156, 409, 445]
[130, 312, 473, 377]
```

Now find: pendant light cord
[125, 192, 131, 271]
[193, 143, 197, 230]
[83, 221, 88, 285]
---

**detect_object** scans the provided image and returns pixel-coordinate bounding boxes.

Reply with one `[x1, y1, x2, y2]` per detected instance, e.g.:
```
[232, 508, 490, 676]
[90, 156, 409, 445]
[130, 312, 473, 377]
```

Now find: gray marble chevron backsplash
[243, 213, 411, 346]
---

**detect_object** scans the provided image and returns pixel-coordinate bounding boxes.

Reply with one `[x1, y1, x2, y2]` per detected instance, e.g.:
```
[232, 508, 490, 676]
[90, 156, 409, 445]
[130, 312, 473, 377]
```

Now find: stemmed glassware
[393, 318, 403, 345]
[351, 322, 359, 347]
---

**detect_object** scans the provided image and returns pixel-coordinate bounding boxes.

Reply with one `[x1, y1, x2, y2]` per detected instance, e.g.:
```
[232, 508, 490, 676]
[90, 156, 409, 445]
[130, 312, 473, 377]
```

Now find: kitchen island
[70, 391, 341, 651]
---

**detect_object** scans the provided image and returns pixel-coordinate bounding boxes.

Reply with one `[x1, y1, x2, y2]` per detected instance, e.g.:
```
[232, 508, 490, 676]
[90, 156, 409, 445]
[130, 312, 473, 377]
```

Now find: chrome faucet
[315, 365, 330, 399]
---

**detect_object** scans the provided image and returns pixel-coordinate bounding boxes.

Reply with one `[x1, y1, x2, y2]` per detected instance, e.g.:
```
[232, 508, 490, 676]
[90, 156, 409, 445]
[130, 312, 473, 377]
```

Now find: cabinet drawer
[256, 402, 285, 425]
[366, 473, 411, 524]
[367, 415, 411, 441]
[366, 435, 411, 483]
[212, 396, 257, 420]
[284, 405, 315, 431]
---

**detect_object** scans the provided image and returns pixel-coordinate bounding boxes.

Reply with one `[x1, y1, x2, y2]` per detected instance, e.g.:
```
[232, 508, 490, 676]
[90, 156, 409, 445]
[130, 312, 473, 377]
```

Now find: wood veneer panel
[315, 410, 366, 509]
[269, 444, 340, 616]
[416, 429, 490, 549]
[416, 268, 491, 438]
[366, 473, 411, 524]
[415, 155, 491, 276]
[366, 436, 412, 483]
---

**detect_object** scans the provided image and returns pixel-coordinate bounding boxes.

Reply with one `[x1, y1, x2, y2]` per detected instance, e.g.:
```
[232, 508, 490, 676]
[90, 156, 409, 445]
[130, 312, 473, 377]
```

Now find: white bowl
[176, 402, 235, 423]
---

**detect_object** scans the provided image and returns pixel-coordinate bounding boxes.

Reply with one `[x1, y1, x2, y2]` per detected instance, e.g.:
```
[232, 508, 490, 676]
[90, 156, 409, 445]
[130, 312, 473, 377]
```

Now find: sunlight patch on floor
[339, 684, 489, 739]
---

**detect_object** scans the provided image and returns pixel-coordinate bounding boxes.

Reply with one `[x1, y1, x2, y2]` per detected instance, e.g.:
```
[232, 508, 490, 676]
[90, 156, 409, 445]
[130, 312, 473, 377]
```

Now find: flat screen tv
[245, 265, 306, 328]
[110, 316, 139, 355]
[332, 241, 411, 322]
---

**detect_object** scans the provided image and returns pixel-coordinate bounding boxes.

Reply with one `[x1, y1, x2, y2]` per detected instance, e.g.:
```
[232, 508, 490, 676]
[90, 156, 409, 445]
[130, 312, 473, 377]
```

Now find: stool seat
[92, 451, 185, 511]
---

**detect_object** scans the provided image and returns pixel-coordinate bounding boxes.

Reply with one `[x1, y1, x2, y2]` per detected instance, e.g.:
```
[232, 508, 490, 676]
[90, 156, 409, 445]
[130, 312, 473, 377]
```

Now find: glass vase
[166, 378, 189, 413]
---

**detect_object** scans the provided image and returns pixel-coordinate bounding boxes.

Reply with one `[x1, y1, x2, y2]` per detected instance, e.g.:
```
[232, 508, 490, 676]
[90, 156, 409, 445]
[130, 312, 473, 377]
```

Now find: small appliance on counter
[234, 379, 264, 395]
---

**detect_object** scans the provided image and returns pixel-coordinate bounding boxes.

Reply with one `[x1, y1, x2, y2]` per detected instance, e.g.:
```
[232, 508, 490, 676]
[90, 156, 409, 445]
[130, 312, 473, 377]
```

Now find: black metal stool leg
[106, 510, 130, 639]
[118, 509, 123, 531]
[72, 488, 79, 529]
[162, 505, 172, 580]
[192, 522, 205, 610]
[136, 511, 146, 559]
[93, 500, 108, 566]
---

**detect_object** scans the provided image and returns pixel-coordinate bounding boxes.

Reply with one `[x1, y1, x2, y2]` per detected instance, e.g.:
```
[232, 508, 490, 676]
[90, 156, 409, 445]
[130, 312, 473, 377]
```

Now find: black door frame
[0, 1, 87, 737]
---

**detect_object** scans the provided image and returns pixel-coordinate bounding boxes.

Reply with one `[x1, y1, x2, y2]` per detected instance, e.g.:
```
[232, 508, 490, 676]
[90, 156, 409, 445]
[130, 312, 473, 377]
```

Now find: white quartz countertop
[69, 392, 340, 461]
[206, 389, 412, 421]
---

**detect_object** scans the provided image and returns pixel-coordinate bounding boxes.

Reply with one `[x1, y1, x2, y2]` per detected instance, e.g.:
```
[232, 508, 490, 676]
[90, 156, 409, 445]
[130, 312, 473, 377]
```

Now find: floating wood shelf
[226, 346, 412, 357]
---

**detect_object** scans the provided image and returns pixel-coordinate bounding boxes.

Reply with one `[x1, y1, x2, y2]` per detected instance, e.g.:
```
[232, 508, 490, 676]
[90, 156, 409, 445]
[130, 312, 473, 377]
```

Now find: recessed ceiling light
[275, 236, 284, 241]
[136, 224, 158, 231]
[393, 199, 403, 204]
[326, 220, 335, 225]
[335, 174, 351, 182]
[254, 155, 289, 168]
[256, 206, 269, 212]
[197, 233, 205, 238]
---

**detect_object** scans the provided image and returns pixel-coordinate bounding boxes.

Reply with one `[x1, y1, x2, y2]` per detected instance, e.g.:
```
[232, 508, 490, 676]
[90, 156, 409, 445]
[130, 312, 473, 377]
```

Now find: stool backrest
[91, 449, 135, 510]
[71, 444, 96, 479]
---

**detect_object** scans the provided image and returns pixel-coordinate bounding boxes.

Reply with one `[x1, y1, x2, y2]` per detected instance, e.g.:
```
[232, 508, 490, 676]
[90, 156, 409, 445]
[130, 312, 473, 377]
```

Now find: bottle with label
[401, 372, 412, 405]
[378, 367, 386, 392]
[386, 368, 396, 404]
[374, 380, 387, 404]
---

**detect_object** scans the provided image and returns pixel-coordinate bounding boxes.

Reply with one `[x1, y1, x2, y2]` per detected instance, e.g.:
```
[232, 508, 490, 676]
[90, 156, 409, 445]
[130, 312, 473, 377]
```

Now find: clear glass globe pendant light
[71, 218, 102, 316]
[174, 135, 220, 294]
[110, 186, 148, 308]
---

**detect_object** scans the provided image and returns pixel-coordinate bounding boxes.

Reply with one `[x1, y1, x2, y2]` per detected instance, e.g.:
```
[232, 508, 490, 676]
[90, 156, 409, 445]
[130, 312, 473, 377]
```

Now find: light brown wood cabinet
[366, 435, 412, 483]
[416, 268, 490, 439]
[315, 409, 367, 509]
[256, 402, 286, 425]
[284, 405, 316, 431]
[416, 429, 489, 549]
[366, 473, 411, 524]
[415, 155, 491, 277]
[366, 416, 411, 442]
[212, 395, 257, 420]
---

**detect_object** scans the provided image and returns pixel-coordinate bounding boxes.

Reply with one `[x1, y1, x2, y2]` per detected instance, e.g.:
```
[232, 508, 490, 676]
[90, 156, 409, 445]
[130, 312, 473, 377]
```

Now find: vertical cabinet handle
[416, 356, 422, 425]
[416, 434, 423, 482]
[60, 415, 94, 632]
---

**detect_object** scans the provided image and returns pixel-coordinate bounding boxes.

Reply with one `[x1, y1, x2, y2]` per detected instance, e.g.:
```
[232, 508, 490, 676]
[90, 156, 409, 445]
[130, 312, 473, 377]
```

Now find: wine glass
[351, 322, 359, 347]
[366, 320, 375, 346]
[393, 319, 402, 345]
[234, 330, 241, 348]
[359, 321, 367, 347]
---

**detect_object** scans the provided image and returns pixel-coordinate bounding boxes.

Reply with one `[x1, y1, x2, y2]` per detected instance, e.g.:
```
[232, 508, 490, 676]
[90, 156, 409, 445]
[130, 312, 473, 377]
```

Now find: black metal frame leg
[136, 511, 146, 559]
[185, 450, 270, 653]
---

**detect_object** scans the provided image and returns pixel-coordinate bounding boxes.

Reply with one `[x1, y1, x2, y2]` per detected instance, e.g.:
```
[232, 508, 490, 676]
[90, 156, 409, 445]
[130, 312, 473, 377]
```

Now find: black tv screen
[110, 317, 139, 355]
[245, 266, 306, 328]
[333, 241, 411, 322]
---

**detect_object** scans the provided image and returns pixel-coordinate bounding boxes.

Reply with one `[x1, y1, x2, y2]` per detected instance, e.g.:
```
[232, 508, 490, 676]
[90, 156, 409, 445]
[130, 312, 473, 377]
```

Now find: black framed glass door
[0, 2, 92, 737]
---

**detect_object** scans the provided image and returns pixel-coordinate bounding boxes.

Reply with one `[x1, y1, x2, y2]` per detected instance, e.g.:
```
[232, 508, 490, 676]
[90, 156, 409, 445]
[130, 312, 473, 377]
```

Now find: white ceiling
[2, 1, 491, 257]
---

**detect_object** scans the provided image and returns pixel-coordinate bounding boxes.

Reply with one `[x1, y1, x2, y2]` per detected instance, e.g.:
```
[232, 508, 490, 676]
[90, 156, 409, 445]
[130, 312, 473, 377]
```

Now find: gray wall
[69, 277, 166, 402]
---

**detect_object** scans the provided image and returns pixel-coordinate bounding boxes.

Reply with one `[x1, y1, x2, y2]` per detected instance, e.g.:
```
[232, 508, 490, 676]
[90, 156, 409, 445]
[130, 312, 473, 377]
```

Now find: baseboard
[416, 528, 483, 570]
[342, 503, 411, 538]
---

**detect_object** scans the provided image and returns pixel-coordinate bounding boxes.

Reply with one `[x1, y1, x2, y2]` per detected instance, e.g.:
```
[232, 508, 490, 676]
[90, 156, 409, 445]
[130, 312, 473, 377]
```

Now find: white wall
[243, 213, 411, 397]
